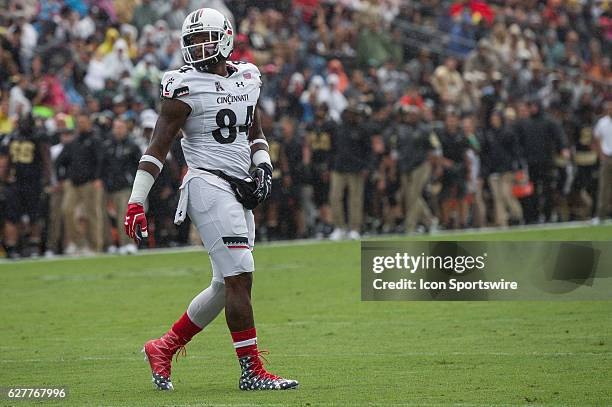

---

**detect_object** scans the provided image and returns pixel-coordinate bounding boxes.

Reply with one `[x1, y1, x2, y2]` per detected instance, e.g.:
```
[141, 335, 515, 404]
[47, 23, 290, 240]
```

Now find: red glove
[124, 203, 148, 243]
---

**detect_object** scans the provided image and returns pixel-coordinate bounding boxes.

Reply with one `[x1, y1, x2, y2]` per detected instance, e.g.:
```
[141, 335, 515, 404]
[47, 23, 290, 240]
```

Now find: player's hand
[253, 163, 272, 203]
[124, 203, 148, 244]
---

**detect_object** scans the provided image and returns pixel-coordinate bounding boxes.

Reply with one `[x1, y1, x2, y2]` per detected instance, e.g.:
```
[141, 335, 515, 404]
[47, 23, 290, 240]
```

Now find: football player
[1, 115, 51, 258]
[123, 8, 298, 391]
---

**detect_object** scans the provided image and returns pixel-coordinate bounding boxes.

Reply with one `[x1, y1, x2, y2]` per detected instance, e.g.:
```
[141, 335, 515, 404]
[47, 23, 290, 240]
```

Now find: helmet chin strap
[192, 55, 231, 75]
[192, 48, 233, 73]
[193, 57, 221, 72]
[194, 56, 222, 70]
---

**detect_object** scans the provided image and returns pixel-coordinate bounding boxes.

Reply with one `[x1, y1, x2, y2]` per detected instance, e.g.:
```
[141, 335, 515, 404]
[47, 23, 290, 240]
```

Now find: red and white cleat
[142, 330, 186, 390]
[238, 351, 299, 390]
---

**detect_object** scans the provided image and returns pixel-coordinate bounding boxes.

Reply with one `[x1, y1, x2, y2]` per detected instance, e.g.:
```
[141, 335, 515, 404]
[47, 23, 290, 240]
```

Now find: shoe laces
[174, 345, 187, 362]
[159, 331, 187, 362]
[250, 350, 280, 381]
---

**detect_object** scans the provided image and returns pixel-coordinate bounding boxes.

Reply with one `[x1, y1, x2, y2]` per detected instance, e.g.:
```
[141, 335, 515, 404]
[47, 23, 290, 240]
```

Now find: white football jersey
[160, 61, 262, 179]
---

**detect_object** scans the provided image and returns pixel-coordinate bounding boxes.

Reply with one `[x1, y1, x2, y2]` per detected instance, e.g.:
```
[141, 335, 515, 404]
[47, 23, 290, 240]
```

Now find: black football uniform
[305, 120, 335, 206]
[568, 114, 598, 212]
[438, 129, 469, 199]
[2, 130, 48, 223]
[267, 132, 284, 203]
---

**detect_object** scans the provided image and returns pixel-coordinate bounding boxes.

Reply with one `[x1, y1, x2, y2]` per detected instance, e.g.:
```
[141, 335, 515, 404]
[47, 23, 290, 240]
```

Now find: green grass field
[1, 224, 611, 406]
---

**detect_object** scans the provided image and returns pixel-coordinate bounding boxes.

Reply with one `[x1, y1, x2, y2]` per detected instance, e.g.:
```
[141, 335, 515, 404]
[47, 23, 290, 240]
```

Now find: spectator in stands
[319, 74, 347, 123]
[102, 39, 133, 82]
[299, 76, 326, 124]
[164, 0, 190, 30]
[230, 34, 255, 64]
[356, 15, 397, 68]
[0, 39, 19, 79]
[131, 0, 160, 32]
[132, 53, 162, 90]
[8, 75, 31, 118]
[542, 29, 565, 69]
[0, 95, 15, 137]
[464, 39, 499, 75]
[431, 57, 464, 105]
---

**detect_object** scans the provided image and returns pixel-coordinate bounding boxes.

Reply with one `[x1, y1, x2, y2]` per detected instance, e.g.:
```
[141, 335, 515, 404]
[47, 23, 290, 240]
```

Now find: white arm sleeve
[128, 170, 155, 205]
[252, 149, 272, 167]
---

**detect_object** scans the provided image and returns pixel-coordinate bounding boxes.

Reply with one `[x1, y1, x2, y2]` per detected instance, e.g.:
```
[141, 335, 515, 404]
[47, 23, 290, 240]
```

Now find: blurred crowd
[1, 0, 611, 258]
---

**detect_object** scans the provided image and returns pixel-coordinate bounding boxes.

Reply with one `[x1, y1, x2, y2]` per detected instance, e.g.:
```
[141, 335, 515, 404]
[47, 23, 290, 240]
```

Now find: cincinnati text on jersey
[216, 94, 250, 105]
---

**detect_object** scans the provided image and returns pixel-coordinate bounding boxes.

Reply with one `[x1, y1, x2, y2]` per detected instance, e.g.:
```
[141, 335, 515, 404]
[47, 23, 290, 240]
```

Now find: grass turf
[1, 224, 611, 406]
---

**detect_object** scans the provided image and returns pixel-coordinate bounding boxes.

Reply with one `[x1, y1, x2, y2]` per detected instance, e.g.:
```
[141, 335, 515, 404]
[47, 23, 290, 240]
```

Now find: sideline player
[1, 115, 51, 258]
[123, 8, 298, 391]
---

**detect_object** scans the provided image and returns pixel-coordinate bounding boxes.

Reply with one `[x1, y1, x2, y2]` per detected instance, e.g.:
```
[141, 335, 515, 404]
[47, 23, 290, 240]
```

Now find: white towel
[174, 168, 203, 225]
[173, 168, 230, 225]
[173, 179, 190, 225]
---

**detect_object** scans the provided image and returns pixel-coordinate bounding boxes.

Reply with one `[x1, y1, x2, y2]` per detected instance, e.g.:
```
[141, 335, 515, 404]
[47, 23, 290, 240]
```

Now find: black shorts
[386, 178, 400, 206]
[441, 166, 467, 200]
[311, 168, 330, 207]
[573, 165, 597, 193]
[5, 183, 42, 223]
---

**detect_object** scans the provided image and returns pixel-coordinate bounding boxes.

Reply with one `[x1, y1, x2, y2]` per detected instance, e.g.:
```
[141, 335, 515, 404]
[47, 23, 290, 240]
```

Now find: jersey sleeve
[160, 69, 195, 111]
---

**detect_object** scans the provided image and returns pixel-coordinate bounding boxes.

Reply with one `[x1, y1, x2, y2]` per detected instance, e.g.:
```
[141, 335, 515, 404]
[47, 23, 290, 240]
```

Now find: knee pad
[209, 238, 255, 278]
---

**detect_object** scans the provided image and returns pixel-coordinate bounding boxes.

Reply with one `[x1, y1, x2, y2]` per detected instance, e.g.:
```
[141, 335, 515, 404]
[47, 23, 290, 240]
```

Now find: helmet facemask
[181, 30, 224, 66]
